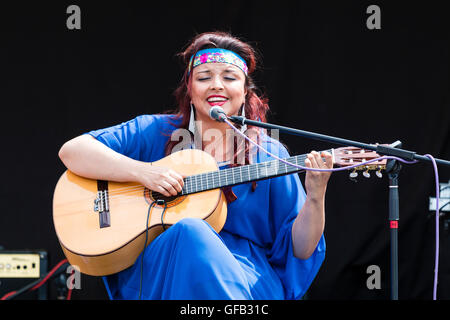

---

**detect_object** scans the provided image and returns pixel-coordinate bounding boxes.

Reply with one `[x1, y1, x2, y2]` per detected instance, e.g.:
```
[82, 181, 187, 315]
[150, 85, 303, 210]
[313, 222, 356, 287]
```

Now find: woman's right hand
[136, 164, 185, 197]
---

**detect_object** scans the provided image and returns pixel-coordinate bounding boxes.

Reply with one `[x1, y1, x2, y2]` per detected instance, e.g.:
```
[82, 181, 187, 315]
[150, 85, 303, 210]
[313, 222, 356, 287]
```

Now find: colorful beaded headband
[188, 48, 248, 76]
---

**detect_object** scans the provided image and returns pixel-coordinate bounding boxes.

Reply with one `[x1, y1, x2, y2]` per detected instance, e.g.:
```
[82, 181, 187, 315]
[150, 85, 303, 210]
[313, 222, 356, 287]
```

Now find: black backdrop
[0, 1, 449, 300]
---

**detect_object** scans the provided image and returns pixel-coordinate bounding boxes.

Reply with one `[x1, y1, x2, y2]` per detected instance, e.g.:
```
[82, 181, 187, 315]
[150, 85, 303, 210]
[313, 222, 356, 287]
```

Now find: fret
[230, 168, 234, 185]
[274, 160, 280, 175]
[283, 158, 291, 173]
[200, 173, 204, 192]
[284, 157, 292, 173]
[210, 171, 214, 189]
[299, 155, 303, 166]
[239, 166, 243, 183]
[217, 171, 220, 188]
[217, 170, 222, 189]
[213, 171, 219, 188]
[222, 169, 227, 187]
[272, 160, 278, 176]
[210, 172, 214, 189]
[233, 167, 238, 184]
[259, 162, 266, 179]
[182, 179, 187, 194]
[269, 161, 275, 176]
[247, 165, 251, 181]
[268, 161, 274, 176]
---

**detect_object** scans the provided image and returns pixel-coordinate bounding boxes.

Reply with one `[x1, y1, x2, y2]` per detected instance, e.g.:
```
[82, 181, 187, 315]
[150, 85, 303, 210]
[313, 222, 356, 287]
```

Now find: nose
[210, 75, 224, 91]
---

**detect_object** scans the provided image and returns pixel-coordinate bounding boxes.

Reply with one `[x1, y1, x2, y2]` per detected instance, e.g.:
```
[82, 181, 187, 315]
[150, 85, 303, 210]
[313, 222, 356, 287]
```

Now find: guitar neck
[181, 149, 334, 195]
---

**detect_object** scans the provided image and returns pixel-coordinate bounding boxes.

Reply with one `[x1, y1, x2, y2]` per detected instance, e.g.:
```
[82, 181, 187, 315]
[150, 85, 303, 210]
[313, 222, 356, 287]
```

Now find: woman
[58, 31, 333, 300]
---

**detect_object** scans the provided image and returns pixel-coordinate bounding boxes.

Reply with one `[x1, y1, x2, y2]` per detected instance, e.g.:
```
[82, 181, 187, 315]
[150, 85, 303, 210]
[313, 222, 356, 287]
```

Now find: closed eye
[197, 77, 235, 81]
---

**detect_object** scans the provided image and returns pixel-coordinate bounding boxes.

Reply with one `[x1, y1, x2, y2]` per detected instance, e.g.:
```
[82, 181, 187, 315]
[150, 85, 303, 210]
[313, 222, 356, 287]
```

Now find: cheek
[229, 81, 246, 97]
[231, 86, 246, 103]
[190, 84, 206, 102]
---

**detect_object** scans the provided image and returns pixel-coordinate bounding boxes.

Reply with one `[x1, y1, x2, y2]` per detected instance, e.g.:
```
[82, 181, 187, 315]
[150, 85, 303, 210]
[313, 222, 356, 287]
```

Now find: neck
[192, 116, 232, 162]
[179, 148, 334, 195]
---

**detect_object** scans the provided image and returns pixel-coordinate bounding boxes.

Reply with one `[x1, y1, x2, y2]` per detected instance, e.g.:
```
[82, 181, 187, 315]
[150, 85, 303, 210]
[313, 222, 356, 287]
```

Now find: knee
[168, 218, 220, 248]
[172, 218, 212, 236]
[176, 218, 209, 231]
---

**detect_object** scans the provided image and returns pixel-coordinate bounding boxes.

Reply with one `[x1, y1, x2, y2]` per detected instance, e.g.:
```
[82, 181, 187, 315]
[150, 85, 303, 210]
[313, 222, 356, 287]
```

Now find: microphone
[209, 106, 228, 122]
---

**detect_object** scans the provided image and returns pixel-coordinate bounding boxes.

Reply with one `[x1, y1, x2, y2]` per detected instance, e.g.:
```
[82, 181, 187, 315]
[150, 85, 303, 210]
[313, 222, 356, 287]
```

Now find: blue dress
[87, 114, 325, 300]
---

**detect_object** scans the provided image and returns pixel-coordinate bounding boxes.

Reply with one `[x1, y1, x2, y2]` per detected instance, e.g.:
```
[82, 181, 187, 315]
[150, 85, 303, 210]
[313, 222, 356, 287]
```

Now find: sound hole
[143, 188, 185, 207]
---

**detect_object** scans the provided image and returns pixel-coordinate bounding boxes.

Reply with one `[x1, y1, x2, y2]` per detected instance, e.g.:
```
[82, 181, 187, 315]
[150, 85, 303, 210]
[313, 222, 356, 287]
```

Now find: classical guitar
[52, 147, 386, 276]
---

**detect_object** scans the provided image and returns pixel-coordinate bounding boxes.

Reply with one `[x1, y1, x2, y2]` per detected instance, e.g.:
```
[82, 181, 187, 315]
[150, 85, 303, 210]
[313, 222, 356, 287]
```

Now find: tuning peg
[376, 167, 383, 178]
[363, 167, 371, 178]
[349, 169, 358, 182]
[349, 169, 358, 179]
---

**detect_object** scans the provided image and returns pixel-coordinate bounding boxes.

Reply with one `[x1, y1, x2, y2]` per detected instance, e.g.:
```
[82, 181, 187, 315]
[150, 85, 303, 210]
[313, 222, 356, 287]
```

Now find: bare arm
[292, 151, 333, 260]
[58, 134, 184, 197]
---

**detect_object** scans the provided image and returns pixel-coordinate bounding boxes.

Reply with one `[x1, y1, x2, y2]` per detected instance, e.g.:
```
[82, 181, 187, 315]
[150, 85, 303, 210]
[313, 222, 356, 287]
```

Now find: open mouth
[207, 95, 228, 106]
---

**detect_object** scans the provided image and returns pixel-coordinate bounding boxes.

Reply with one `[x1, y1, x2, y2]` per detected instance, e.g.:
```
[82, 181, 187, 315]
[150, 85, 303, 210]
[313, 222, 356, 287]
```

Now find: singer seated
[58, 31, 333, 300]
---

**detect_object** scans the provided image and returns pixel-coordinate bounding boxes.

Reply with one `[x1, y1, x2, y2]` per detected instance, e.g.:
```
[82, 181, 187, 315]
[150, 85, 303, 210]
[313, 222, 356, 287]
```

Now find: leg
[107, 218, 252, 300]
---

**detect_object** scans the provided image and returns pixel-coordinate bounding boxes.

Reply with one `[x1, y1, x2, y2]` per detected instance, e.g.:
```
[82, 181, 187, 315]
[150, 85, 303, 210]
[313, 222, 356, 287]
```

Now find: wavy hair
[165, 32, 270, 168]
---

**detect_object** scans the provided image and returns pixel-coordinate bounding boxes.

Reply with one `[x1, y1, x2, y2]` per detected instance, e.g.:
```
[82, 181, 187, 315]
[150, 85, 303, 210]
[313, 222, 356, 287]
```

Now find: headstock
[334, 146, 387, 179]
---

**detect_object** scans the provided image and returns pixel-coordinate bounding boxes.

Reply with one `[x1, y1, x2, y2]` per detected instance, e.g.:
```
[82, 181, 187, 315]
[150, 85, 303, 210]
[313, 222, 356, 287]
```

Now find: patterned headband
[188, 48, 248, 76]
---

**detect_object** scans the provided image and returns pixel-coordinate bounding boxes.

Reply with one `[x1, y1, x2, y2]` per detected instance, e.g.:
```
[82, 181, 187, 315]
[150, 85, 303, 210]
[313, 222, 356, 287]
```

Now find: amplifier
[0, 250, 48, 300]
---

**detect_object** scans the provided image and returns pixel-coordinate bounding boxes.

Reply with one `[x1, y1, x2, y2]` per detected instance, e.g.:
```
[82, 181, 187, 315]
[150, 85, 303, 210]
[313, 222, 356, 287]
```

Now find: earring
[188, 103, 196, 134]
[240, 104, 247, 133]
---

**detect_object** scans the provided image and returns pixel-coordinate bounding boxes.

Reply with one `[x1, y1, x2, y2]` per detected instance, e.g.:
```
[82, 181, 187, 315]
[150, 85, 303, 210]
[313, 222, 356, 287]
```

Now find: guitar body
[53, 149, 227, 276]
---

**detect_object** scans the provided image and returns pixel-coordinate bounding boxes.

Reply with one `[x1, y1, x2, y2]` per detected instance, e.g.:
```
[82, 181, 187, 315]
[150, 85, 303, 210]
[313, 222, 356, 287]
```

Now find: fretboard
[180, 149, 333, 195]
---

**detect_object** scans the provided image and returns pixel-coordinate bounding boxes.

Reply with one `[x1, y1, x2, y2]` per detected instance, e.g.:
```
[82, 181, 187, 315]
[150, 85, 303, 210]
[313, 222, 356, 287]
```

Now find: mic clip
[229, 115, 246, 126]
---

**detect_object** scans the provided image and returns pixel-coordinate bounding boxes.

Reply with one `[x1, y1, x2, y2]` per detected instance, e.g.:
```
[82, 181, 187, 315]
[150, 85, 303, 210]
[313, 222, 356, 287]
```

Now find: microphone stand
[228, 115, 450, 300]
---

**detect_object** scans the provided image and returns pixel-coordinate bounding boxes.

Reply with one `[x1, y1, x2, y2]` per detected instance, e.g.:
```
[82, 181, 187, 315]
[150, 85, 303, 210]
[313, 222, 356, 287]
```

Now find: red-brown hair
[165, 31, 270, 170]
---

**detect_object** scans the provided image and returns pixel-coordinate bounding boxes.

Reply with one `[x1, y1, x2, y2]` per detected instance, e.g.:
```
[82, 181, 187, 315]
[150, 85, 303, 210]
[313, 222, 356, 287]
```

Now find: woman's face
[190, 63, 246, 126]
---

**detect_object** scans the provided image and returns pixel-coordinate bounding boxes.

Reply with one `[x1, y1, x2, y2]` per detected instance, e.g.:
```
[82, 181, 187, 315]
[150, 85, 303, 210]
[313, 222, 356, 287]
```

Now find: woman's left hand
[304, 151, 334, 200]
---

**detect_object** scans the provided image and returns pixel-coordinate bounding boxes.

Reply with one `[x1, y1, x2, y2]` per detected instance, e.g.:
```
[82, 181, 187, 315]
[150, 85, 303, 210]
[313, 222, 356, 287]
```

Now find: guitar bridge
[94, 181, 111, 228]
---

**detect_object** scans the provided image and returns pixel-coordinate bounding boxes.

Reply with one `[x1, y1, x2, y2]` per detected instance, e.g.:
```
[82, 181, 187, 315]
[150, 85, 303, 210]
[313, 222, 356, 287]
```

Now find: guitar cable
[139, 199, 167, 300]
[222, 117, 442, 300]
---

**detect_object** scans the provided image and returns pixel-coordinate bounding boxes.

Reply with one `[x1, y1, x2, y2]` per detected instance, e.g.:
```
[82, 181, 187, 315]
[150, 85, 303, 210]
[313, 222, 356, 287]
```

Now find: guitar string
[102, 150, 381, 199]
[58, 154, 386, 211]
[81, 154, 305, 198]
[56, 154, 313, 209]
[109, 155, 388, 200]
[93, 151, 341, 198]
[92, 153, 316, 199]
[77, 151, 384, 203]
[56, 154, 395, 218]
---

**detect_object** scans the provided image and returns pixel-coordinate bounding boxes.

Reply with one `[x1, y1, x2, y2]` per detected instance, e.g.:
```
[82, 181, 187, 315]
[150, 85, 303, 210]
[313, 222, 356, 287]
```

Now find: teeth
[208, 97, 228, 102]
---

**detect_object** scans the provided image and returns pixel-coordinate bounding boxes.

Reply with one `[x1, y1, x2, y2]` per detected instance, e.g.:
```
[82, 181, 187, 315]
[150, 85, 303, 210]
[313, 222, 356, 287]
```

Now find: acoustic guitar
[52, 147, 385, 276]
